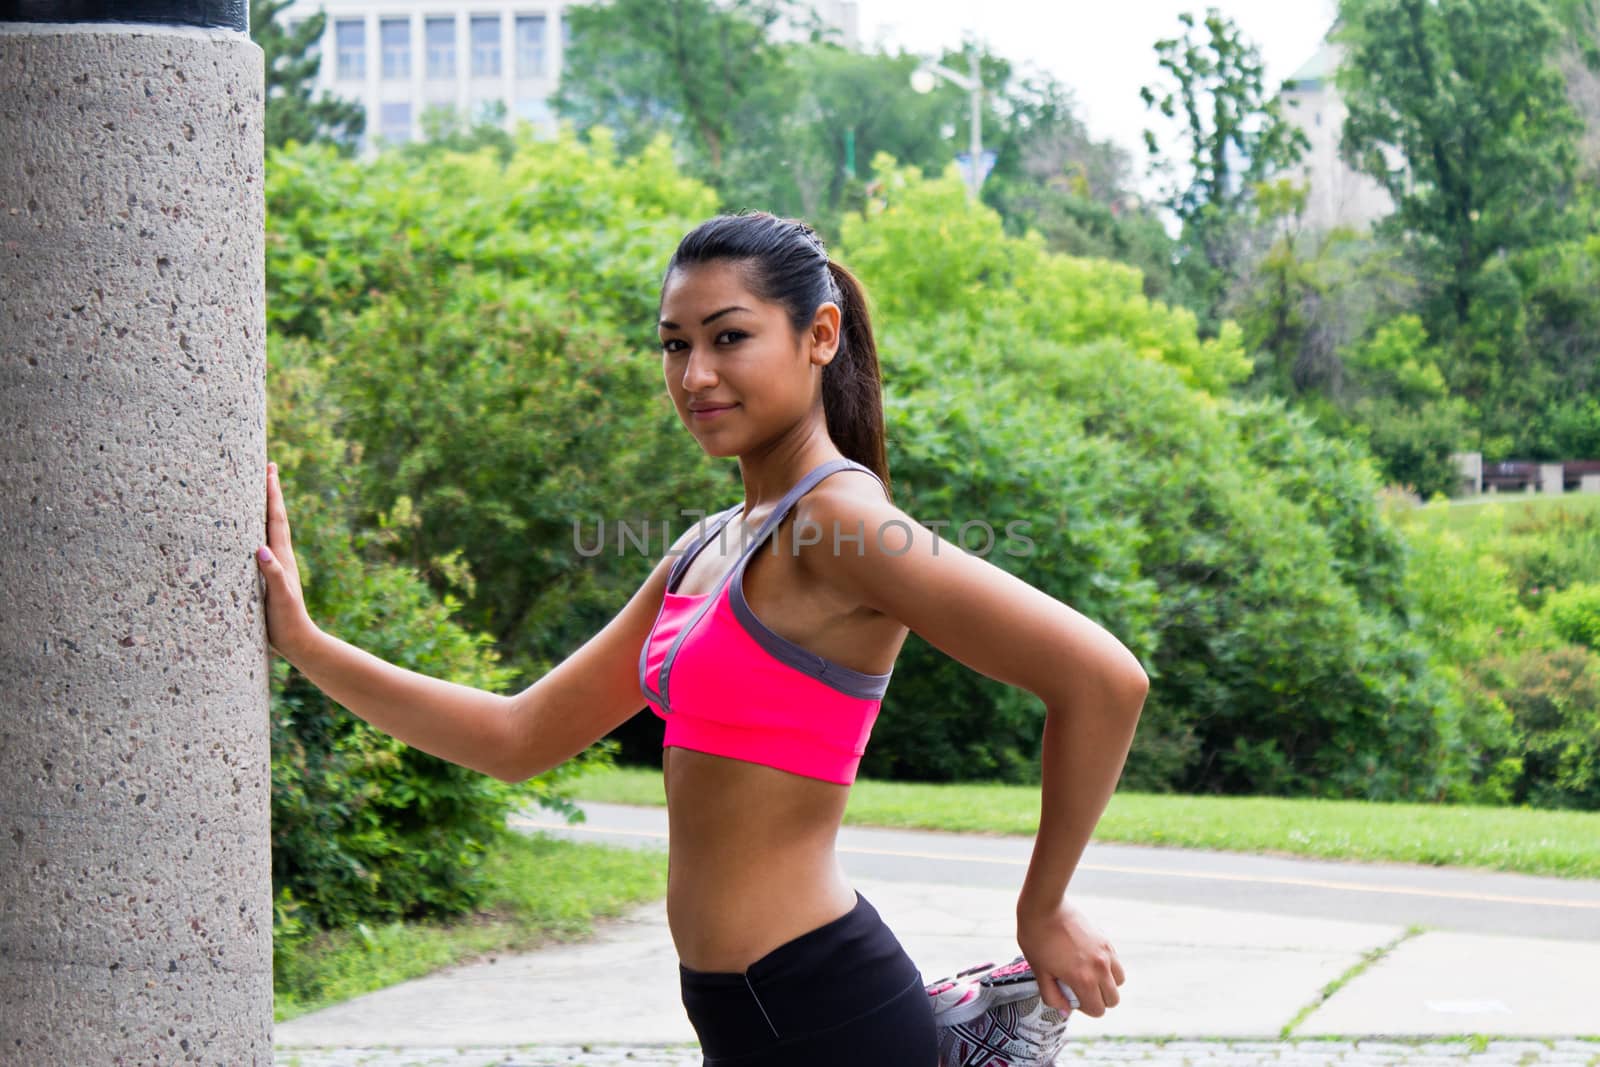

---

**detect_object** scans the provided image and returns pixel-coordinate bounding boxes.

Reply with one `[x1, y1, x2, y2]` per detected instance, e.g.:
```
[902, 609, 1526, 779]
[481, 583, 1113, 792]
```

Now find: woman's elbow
[1101, 650, 1149, 715]
[493, 692, 549, 784]
[1122, 665, 1150, 715]
[495, 731, 562, 784]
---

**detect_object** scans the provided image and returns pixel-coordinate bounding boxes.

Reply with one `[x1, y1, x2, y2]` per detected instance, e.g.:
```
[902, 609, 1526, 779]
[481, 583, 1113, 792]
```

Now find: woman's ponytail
[823, 259, 892, 501]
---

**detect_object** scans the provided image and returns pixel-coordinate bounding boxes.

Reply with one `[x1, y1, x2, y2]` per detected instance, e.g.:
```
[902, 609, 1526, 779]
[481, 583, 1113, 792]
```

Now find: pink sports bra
[638, 458, 894, 785]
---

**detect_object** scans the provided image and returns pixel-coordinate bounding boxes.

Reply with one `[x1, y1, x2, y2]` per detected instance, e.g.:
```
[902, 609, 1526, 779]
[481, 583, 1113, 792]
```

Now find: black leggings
[678, 890, 940, 1066]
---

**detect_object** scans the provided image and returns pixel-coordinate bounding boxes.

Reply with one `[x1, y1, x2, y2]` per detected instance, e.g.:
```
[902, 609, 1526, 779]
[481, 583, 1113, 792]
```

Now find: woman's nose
[681, 346, 718, 390]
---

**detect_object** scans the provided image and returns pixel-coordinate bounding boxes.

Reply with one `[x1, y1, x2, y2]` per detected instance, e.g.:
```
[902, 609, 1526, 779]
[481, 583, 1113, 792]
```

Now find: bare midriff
[662, 744, 858, 973]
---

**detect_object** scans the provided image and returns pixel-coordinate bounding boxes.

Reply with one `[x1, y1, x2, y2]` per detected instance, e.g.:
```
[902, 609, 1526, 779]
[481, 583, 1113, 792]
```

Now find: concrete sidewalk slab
[876, 880, 1403, 1039]
[276, 893, 692, 1048]
[272, 1040, 1600, 1067]
[276, 876, 1424, 1047]
[1299, 930, 1600, 1036]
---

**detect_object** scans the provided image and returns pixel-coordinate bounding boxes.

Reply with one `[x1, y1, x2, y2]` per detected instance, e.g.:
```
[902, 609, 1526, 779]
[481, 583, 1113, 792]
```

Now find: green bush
[266, 127, 715, 344]
[1501, 505, 1600, 608]
[1462, 646, 1600, 810]
[266, 129, 730, 703]
[1345, 394, 1473, 500]
[862, 370, 1161, 783]
[1546, 582, 1600, 649]
[265, 331, 587, 951]
[842, 162, 1457, 798]
[1384, 515, 1528, 804]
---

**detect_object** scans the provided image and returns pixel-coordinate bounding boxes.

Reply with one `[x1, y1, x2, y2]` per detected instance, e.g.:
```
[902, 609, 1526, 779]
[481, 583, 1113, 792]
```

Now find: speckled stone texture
[0, 22, 271, 1066]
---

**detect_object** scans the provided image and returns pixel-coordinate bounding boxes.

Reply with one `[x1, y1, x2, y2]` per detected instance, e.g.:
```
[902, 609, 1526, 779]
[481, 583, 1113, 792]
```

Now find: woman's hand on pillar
[255, 461, 319, 661]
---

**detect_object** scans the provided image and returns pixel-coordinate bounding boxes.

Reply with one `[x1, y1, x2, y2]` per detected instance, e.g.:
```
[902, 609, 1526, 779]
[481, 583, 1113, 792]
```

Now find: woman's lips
[690, 404, 737, 420]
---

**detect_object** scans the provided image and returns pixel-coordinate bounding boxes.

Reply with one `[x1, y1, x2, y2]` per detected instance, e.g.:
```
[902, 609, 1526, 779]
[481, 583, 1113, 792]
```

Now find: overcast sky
[855, 0, 1340, 176]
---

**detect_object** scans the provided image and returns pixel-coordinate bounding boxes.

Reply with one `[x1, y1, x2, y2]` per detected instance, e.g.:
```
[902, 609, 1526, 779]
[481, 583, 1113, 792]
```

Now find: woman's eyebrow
[658, 306, 751, 330]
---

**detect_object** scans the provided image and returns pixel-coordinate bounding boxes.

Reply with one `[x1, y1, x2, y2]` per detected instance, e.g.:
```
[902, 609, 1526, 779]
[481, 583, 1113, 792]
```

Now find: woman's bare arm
[277, 628, 524, 780]
[257, 460, 697, 784]
[794, 477, 1148, 1016]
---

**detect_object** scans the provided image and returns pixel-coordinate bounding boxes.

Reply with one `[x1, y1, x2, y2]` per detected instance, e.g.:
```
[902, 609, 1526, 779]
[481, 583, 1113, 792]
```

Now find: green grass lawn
[272, 830, 666, 1023]
[564, 765, 1600, 880]
[1391, 487, 1600, 535]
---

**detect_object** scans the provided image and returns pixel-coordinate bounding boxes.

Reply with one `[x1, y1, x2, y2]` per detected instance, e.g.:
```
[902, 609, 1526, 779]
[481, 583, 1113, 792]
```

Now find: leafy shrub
[1546, 582, 1600, 649]
[1500, 505, 1600, 607]
[266, 127, 716, 345]
[266, 130, 730, 766]
[841, 163, 1457, 798]
[1461, 646, 1600, 810]
[1386, 516, 1529, 804]
[266, 331, 586, 949]
[862, 370, 1161, 783]
[844, 156, 1253, 396]
[1344, 394, 1474, 500]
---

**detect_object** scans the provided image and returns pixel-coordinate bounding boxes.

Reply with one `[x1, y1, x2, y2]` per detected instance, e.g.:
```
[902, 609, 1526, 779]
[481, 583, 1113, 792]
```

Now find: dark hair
[663, 211, 891, 500]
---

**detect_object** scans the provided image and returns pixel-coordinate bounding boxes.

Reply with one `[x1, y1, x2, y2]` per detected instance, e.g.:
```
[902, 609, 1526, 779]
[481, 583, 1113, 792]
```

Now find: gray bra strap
[666, 503, 743, 594]
[734, 457, 880, 567]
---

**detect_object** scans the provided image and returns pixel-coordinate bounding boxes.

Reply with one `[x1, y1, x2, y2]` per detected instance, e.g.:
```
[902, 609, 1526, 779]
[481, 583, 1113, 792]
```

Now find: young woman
[256, 212, 1146, 1066]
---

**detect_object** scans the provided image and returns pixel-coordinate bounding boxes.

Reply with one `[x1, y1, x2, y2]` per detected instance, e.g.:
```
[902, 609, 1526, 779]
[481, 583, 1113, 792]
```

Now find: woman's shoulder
[791, 466, 899, 562]
[805, 463, 891, 510]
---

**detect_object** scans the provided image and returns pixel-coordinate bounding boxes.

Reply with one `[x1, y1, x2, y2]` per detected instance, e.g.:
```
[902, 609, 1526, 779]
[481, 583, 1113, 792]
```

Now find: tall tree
[1140, 8, 1309, 331]
[715, 43, 958, 226]
[251, 0, 365, 154]
[1001, 73, 1133, 205]
[1335, 0, 1581, 332]
[1549, 0, 1600, 67]
[1543, 0, 1600, 180]
[984, 71, 1176, 297]
[554, 0, 792, 177]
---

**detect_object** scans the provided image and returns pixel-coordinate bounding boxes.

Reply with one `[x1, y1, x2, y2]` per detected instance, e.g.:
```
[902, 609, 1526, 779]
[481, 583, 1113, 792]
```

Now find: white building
[1279, 40, 1394, 232]
[281, 0, 571, 153]
[281, 0, 859, 156]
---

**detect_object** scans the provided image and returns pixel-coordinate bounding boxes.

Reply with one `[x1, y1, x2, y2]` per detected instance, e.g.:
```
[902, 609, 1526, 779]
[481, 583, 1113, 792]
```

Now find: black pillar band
[0, 0, 247, 33]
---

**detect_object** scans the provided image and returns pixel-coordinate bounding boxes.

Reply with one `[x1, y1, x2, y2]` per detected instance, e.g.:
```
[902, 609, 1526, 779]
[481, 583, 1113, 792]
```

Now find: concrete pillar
[1451, 450, 1483, 495]
[1540, 463, 1565, 495]
[1582, 474, 1600, 494]
[0, 4, 271, 1063]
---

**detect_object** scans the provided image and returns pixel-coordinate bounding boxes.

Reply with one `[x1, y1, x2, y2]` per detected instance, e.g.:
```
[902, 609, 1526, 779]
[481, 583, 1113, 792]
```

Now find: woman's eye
[716, 330, 746, 345]
[660, 338, 686, 353]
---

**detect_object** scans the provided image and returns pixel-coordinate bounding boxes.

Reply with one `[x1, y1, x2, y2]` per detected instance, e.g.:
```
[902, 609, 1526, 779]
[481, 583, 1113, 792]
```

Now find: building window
[471, 15, 502, 78]
[379, 101, 413, 144]
[515, 15, 547, 79]
[381, 18, 411, 80]
[426, 17, 456, 80]
[335, 18, 366, 81]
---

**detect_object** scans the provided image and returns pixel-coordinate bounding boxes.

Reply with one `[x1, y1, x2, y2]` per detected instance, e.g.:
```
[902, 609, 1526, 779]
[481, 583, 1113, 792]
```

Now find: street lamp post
[911, 42, 985, 199]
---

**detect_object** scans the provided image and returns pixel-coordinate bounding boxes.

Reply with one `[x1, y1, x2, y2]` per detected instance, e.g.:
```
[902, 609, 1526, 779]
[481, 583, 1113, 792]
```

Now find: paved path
[275, 803, 1600, 1066]
[275, 1038, 1600, 1066]
[523, 803, 1600, 940]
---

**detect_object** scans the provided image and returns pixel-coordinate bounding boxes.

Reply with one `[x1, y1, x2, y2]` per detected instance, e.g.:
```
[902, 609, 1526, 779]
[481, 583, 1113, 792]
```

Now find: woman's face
[656, 260, 838, 456]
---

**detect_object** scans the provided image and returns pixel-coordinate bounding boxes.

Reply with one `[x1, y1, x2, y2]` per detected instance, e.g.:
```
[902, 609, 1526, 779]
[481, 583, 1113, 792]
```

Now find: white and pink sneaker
[925, 956, 1079, 1067]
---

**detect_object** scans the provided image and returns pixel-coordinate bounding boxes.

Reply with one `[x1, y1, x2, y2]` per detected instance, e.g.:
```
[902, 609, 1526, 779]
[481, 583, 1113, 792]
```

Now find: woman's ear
[809, 302, 843, 367]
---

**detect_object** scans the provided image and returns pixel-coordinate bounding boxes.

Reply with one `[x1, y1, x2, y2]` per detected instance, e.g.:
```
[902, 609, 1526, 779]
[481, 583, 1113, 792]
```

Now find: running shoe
[924, 959, 1000, 1028]
[926, 956, 1078, 1067]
